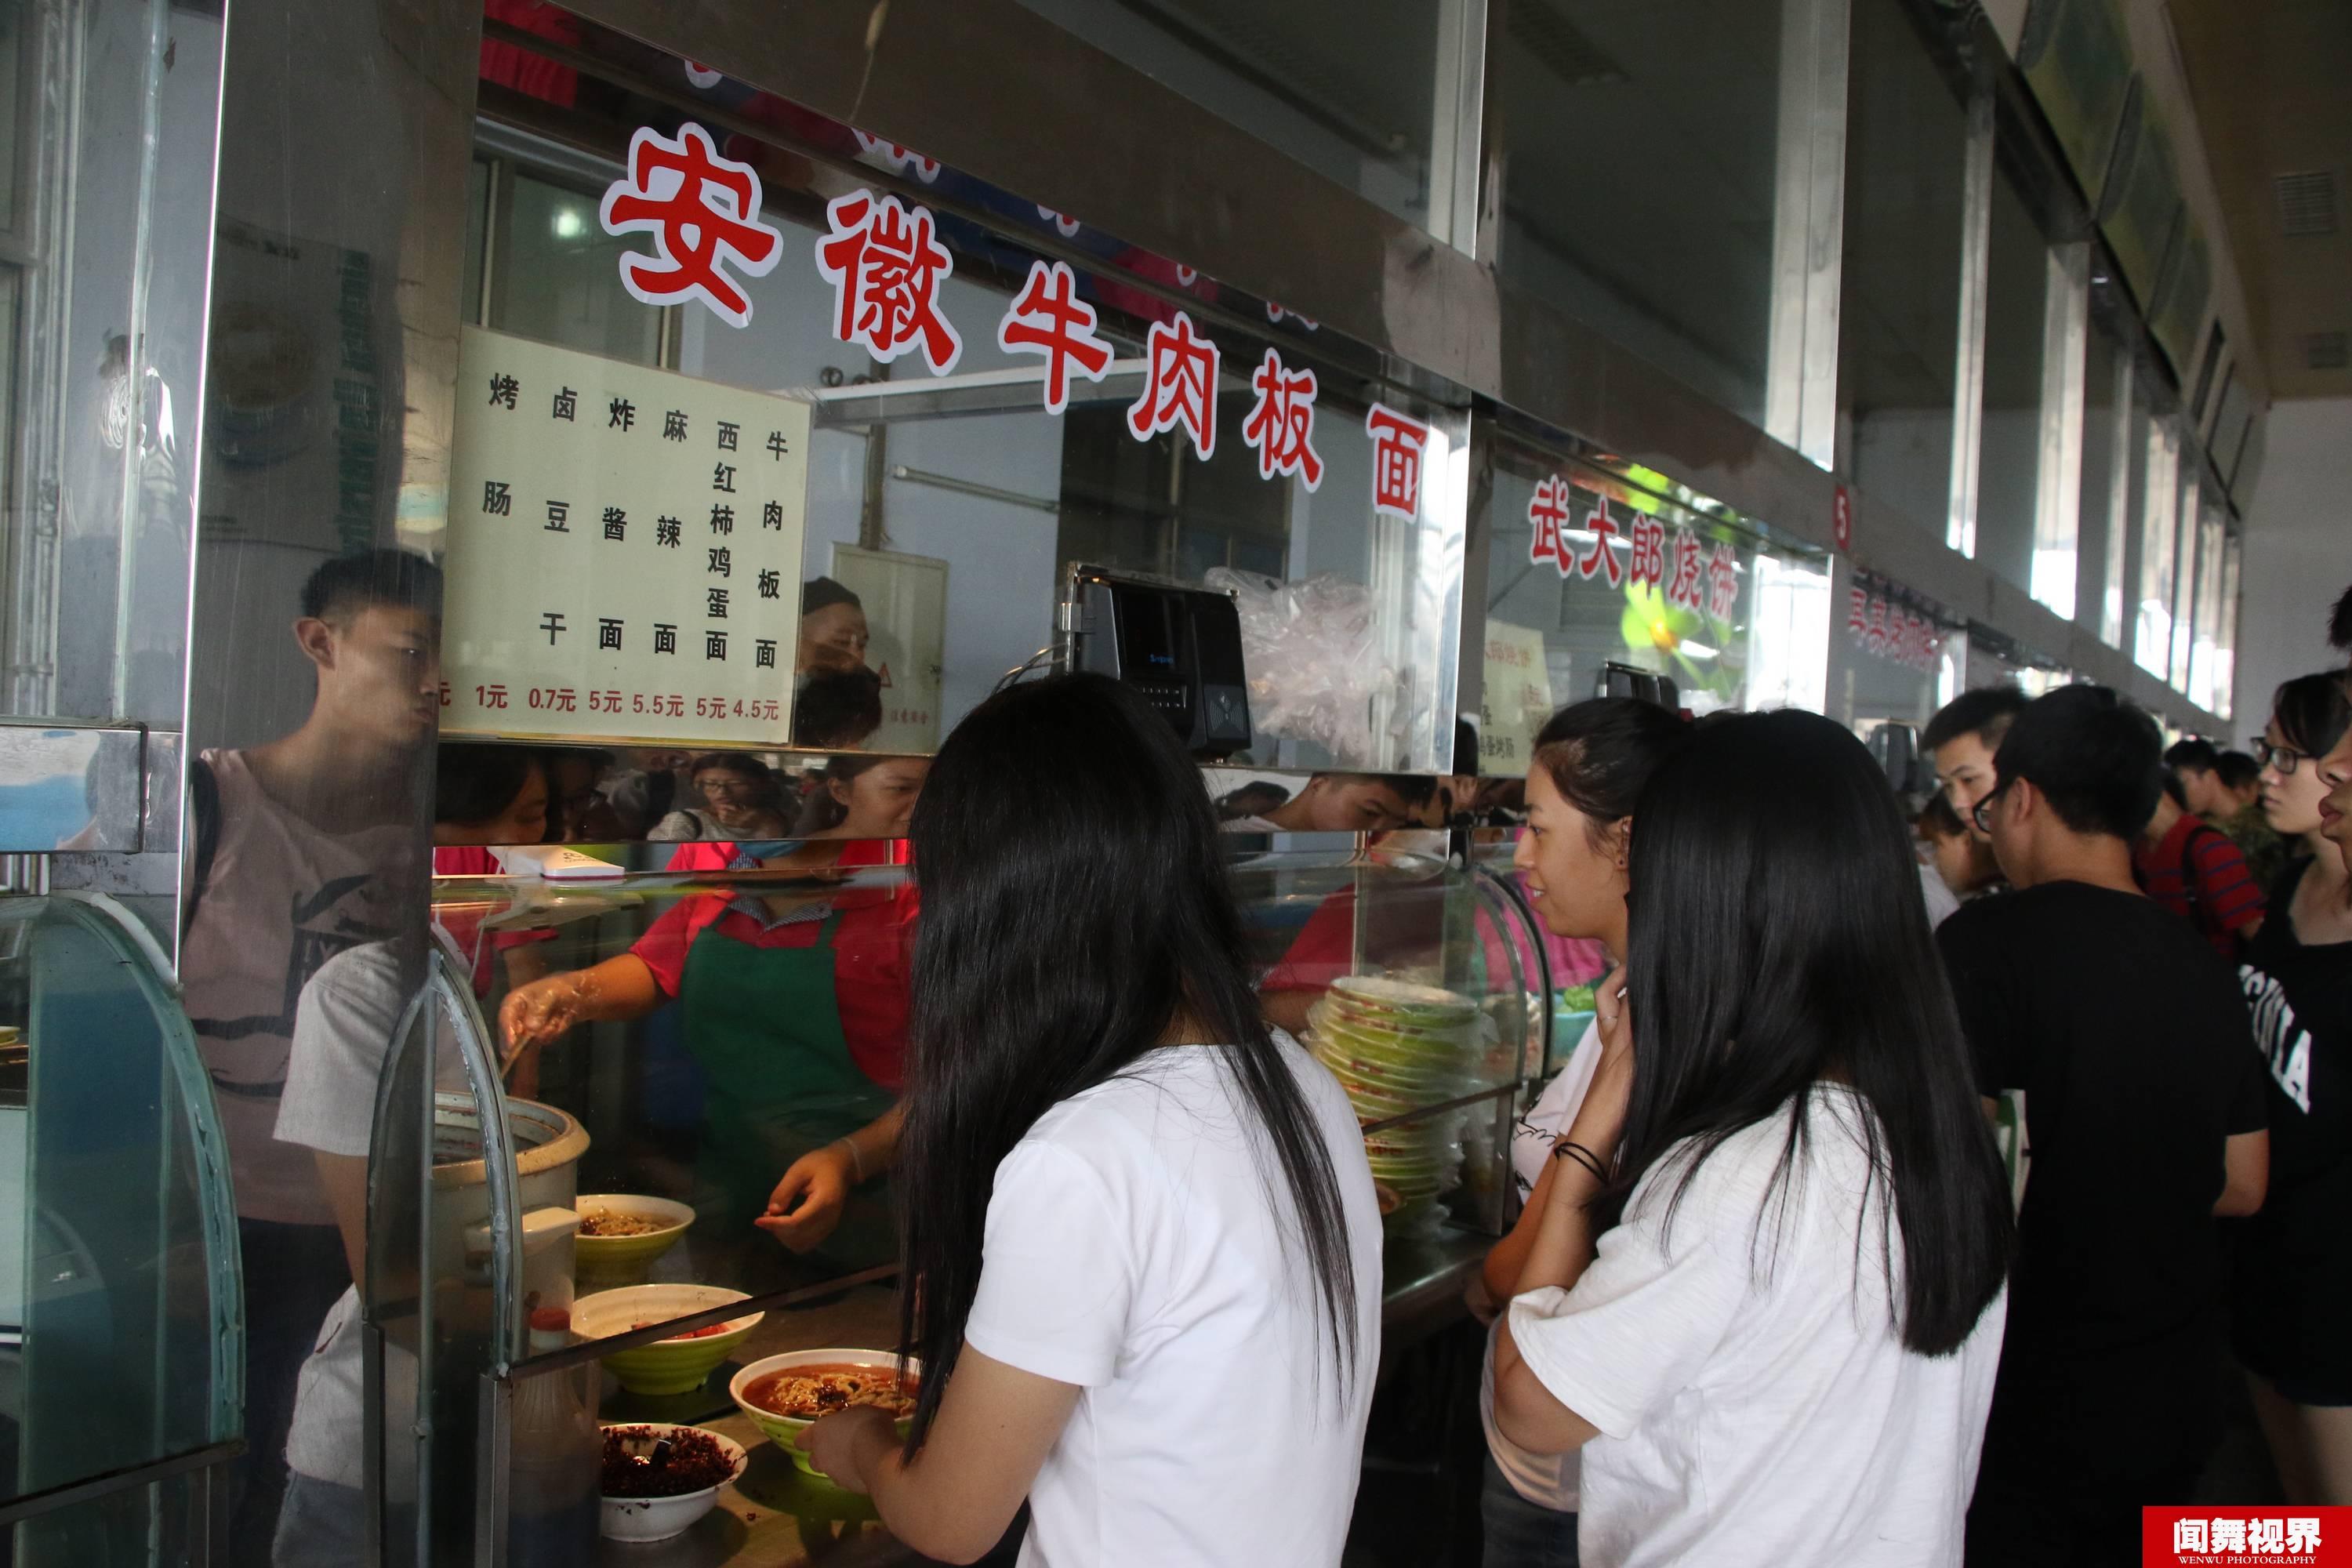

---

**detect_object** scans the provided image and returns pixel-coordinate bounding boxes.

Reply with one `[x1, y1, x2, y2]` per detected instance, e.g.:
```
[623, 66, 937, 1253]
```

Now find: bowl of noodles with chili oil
[730, 1348, 924, 1476]
[575, 1194, 695, 1283]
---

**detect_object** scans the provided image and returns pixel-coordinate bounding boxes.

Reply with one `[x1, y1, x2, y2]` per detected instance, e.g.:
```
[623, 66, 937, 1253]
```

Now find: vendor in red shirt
[500, 754, 928, 1257]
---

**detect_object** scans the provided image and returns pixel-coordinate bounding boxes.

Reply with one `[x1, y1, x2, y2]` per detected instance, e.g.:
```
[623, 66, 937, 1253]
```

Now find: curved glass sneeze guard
[1472, 833, 1606, 1081]
[409, 836, 1552, 1340]
[0, 893, 241, 1548]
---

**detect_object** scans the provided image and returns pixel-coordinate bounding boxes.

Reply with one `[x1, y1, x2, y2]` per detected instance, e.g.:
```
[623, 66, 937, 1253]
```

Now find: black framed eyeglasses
[1970, 782, 2011, 833]
[2251, 739, 2310, 775]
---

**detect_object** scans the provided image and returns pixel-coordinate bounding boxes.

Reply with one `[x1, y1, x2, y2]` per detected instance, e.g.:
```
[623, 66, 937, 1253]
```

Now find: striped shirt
[2135, 813, 2265, 956]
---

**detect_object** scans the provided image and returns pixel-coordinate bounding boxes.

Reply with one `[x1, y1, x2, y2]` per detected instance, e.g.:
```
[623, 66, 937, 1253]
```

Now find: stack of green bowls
[1306, 976, 1483, 1230]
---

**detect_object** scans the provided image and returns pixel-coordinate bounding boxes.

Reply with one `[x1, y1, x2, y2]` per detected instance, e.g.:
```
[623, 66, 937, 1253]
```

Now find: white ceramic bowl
[597, 1422, 747, 1543]
[572, 1285, 764, 1396]
[729, 1348, 923, 1476]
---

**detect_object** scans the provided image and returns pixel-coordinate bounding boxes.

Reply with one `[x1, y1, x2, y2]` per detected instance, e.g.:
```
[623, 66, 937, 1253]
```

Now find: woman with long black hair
[1475, 698, 1693, 1568]
[798, 673, 1381, 1566]
[2234, 672, 2352, 1502]
[1491, 710, 2012, 1567]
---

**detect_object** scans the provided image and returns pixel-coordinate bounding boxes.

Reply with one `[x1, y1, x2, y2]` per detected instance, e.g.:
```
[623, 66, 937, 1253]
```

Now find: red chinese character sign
[1665, 529, 1705, 612]
[815, 190, 964, 375]
[1127, 310, 1220, 460]
[1240, 350, 1323, 490]
[1831, 484, 1853, 554]
[996, 260, 1113, 416]
[1628, 517, 1667, 591]
[599, 124, 785, 329]
[1707, 542, 1740, 620]
[1843, 570, 1947, 673]
[1527, 475, 1570, 572]
[443, 327, 810, 745]
[1577, 501, 1624, 586]
[1365, 404, 1430, 520]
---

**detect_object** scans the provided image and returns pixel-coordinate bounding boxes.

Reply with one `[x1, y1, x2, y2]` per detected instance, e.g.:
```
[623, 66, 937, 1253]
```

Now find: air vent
[2307, 331, 2350, 372]
[1509, 0, 1628, 88]
[2275, 170, 2340, 238]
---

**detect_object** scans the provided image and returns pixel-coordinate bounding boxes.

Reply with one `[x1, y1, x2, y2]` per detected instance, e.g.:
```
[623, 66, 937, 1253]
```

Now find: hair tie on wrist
[834, 1137, 865, 1183]
[1552, 1140, 1608, 1182]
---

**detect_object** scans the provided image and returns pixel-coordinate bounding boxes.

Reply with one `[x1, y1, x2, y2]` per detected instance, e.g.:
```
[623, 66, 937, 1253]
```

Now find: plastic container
[508, 1311, 601, 1568]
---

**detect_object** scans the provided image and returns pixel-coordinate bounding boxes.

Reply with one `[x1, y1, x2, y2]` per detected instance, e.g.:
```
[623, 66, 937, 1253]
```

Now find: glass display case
[0, 893, 242, 1560]
[371, 824, 1543, 1563]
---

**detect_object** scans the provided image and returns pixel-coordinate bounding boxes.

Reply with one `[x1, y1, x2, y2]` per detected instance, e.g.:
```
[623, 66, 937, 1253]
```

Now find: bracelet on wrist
[833, 1136, 866, 1183]
[1552, 1139, 1609, 1182]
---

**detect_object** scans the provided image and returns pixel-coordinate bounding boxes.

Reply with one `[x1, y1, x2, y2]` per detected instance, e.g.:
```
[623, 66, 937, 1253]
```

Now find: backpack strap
[182, 755, 221, 939]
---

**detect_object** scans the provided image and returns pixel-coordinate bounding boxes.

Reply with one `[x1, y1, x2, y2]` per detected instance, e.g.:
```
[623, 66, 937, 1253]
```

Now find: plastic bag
[1203, 568, 1399, 762]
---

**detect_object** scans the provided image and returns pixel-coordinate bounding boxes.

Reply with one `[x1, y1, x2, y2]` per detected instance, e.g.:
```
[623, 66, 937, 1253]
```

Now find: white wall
[2230, 397, 2352, 733]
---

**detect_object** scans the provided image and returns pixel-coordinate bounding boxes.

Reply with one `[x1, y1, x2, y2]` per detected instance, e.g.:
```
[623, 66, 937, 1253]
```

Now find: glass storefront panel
[2168, 459, 2198, 694]
[1477, 430, 1828, 775]
[454, 44, 1469, 772]
[0, 0, 222, 724]
[2133, 414, 2179, 678]
[2215, 532, 2238, 724]
[2077, 318, 2126, 647]
[1014, 0, 1454, 239]
[2188, 499, 2225, 714]
[1487, 0, 1787, 426]
[474, 136, 670, 368]
[1837, 0, 1972, 539]
[1827, 561, 1965, 744]
[1975, 173, 2049, 592]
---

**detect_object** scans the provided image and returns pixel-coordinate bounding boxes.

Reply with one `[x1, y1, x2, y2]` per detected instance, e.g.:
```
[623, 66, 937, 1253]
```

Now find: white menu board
[829, 544, 948, 753]
[442, 326, 811, 745]
[1479, 620, 1556, 772]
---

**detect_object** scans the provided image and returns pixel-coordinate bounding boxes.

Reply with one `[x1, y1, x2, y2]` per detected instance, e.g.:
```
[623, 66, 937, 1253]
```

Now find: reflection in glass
[1838, 0, 1969, 538]
[2077, 321, 2126, 646]
[2134, 416, 2178, 677]
[1013, 0, 1446, 235]
[1491, 0, 1785, 424]
[454, 13, 1469, 773]
[1480, 441, 1780, 733]
[1975, 173, 2051, 597]
[490, 165, 666, 366]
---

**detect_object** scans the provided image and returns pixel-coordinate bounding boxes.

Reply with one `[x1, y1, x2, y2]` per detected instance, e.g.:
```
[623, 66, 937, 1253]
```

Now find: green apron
[680, 904, 897, 1256]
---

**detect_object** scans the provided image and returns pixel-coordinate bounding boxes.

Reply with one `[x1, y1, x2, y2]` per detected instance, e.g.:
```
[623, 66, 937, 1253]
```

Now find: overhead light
[553, 207, 586, 240]
[1680, 641, 1719, 660]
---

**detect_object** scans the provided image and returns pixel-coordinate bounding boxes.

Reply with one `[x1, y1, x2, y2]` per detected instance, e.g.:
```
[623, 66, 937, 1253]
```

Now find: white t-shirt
[1918, 863, 1962, 929]
[274, 942, 437, 1486]
[1478, 1018, 1603, 1513]
[1508, 1085, 2005, 1568]
[962, 1035, 1384, 1568]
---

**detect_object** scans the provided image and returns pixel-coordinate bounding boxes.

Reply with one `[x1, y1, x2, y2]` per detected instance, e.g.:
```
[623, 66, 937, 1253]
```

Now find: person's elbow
[895, 1513, 1013, 1566]
[1492, 1355, 1598, 1457]
[2214, 1131, 2269, 1218]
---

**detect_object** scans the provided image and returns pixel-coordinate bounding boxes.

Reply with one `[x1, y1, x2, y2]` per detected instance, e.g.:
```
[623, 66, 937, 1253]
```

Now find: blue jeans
[1481, 1454, 1578, 1568]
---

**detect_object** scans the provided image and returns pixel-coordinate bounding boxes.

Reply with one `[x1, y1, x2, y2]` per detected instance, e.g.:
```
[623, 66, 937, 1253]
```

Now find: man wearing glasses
[1938, 684, 2269, 1566]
